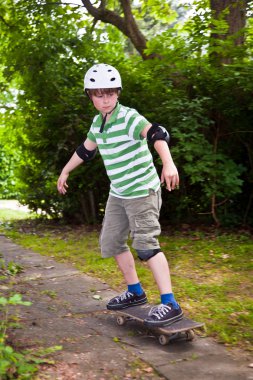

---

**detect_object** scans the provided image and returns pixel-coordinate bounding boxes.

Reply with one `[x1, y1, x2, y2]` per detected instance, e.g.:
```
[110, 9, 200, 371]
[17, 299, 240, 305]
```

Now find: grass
[0, 208, 253, 352]
[0, 208, 33, 221]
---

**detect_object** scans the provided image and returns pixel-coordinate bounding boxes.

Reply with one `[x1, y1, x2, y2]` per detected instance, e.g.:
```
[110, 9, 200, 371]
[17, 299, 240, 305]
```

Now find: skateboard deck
[114, 304, 205, 345]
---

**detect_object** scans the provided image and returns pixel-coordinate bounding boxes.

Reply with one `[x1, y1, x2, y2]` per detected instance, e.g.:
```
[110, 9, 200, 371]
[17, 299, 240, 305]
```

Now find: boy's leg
[100, 195, 147, 310]
[114, 249, 147, 295]
[125, 189, 183, 326]
[147, 251, 172, 294]
[144, 252, 183, 327]
[125, 190, 173, 295]
[147, 251, 179, 306]
[107, 250, 147, 309]
[114, 250, 139, 285]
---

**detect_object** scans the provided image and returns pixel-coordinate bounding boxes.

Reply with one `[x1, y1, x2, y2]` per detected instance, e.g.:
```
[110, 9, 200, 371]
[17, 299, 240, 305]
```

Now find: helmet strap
[85, 89, 90, 99]
[99, 102, 118, 133]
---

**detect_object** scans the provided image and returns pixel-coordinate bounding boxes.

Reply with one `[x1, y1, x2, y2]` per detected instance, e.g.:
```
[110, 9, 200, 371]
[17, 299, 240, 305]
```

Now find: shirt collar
[95, 102, 121, 128]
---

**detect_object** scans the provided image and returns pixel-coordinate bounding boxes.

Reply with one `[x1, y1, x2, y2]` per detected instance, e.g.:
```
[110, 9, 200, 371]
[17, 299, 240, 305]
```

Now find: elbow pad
[147, 123, 170, 145]
[76, 144, 97, 162]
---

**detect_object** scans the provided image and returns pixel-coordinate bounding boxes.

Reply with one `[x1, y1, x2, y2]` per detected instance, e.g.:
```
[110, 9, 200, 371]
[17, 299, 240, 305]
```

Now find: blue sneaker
[107, 290, 147, 310]
[144, 303, 183, 327]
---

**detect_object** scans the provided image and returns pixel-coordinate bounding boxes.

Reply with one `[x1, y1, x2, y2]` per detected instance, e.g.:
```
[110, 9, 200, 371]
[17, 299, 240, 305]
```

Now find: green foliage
[0, 293, 35, 379]
[0, 259, 23, 276]
[0, 127, 20, 199]
[0, 340, 62, 380]
[0, 293, 31, 308]
[160, 95, 245, 222]
[0, 0, 252, 226]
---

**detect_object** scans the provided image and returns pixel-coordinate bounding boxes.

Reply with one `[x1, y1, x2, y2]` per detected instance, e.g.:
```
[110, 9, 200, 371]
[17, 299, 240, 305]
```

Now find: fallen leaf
[92, 295, 102, 300]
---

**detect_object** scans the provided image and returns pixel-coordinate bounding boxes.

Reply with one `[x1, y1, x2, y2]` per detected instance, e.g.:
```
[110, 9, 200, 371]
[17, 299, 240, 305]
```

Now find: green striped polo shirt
[87, 103, 160, 199]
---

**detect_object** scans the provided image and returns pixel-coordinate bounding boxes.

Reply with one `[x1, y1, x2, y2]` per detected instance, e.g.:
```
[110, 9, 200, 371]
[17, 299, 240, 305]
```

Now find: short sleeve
[87, 129, 96, 143]
[127, 109, 149, 140]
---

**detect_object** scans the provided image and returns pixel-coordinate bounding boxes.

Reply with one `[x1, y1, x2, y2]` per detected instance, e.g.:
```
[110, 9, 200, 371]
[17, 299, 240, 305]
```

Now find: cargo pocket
[135, 212, 159, 229]
[132, 211, 161, 250]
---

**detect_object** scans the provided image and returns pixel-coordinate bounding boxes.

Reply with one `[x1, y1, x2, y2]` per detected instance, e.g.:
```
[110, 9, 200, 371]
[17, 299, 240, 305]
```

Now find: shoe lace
[115, 291, 134, 303]
[148, 304, 172, 320]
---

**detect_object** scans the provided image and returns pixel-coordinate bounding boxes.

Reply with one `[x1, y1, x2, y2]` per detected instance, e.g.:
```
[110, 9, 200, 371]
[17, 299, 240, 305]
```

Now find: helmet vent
[110, 78, 116, 81]
[90, 78, 95, 82]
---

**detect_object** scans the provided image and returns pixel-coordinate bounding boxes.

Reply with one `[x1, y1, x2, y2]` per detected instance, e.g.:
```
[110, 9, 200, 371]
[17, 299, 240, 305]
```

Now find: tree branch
[119, 0, 149, 58]
[80, 0, 155, 59]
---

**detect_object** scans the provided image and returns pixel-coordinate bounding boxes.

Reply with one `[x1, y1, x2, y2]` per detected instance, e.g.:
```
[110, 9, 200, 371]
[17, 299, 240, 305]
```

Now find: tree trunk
[210, 0, 247, 64]
[88, 190, 97, 224]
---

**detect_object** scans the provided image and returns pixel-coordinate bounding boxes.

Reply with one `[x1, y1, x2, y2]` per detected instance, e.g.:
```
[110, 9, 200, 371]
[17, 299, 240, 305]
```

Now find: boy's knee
[136, 248, 161, 261]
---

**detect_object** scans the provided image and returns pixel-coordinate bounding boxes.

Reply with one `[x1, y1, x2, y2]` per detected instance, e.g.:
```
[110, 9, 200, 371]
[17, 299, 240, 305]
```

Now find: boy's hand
[57, 172, 69, 195]
[161, 163, 179, 191]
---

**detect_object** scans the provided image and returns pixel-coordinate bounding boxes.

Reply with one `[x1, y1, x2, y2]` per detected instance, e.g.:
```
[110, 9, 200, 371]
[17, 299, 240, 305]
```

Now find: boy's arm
[141, 124, 179, 191]
[57, 139, 97, 195]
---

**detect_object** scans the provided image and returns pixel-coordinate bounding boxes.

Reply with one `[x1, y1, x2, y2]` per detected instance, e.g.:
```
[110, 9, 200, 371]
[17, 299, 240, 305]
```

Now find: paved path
[0, 199, 30, 212]
[0, 235, 252, 380]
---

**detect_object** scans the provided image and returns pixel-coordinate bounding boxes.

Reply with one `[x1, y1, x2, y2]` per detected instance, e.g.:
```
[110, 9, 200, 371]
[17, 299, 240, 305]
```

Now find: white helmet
[84, 63, 122, 90]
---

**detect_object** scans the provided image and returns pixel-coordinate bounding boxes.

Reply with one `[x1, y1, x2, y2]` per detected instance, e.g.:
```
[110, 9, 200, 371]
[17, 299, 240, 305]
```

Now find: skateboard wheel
[185, 329, 195, 341]
[158, 334, 170, 345]
[116, 316, 126, 326]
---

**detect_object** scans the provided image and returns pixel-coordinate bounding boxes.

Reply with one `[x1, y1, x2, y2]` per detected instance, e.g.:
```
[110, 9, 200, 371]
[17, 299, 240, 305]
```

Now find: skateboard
[114, 304, 205, 345]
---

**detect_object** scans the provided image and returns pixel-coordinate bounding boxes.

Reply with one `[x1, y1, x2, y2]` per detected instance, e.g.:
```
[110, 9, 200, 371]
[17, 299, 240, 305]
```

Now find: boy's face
[89, 89, 119, 116]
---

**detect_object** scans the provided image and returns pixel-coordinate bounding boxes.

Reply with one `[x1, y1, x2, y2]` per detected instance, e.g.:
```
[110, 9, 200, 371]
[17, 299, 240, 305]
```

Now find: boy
[57, 63, 183, 327]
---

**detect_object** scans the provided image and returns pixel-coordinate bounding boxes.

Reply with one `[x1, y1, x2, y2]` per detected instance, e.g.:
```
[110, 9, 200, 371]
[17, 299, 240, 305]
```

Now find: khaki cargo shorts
[99, 189, 162, 258]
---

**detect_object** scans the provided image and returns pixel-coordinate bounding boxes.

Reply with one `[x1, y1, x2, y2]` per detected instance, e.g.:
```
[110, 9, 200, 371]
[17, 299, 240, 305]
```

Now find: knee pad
[136, 248, 161, 261]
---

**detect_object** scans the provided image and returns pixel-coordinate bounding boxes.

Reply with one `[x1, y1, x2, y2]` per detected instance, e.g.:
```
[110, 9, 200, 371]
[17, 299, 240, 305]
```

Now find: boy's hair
[87, 88, 120, 97]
